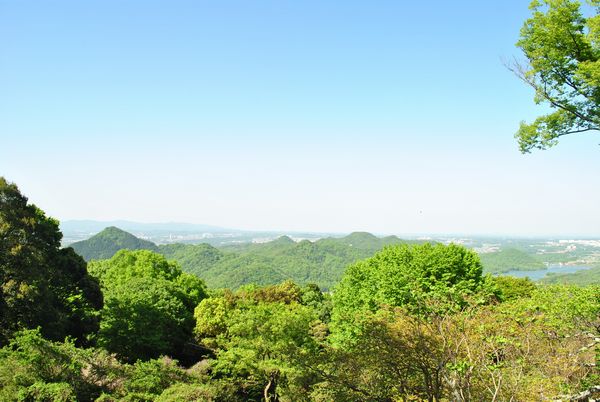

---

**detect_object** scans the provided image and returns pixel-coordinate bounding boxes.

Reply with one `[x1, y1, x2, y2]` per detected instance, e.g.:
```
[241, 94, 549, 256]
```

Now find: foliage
[513, 0, 600, 152]
[194, 282, 328, 401]
[159, 232, 422, 290]
[330, 243, 489, 345]
[1, 281, 598, 401]
[500, 284, 600, 333]
[542, 263, 600, 285]
[70, 226, 158, 261]
[492, 275, 537, 301]
[312, 284, 599, 401]
[3, 179, 599, 400]
[0, 177, 102, 347]
[119, 357, 190, 401]
[88, 250, 207, 362]
[479, 247, 545, 273]
[0, 329, 214, 402]
[0, 329, 111, 401]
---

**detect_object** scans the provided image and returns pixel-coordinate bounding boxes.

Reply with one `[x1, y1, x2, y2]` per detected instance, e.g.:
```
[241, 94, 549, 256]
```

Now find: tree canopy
[1, 177, 599, 400]
[88, 250, 208, 362]
[513, 0, 600, 152]
[0, 177, 102, 346]
[331, 243, 492, 345]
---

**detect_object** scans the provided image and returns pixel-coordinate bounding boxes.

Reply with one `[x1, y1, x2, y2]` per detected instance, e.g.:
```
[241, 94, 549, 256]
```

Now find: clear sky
[2, 1, 599, 236]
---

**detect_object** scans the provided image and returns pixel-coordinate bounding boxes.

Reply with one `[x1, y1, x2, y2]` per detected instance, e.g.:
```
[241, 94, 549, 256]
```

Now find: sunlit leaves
[514, 0, 600, 152]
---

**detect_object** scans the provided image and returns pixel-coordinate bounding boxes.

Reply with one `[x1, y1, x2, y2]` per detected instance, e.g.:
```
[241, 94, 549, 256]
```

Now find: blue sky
[2, 1, 599, 236]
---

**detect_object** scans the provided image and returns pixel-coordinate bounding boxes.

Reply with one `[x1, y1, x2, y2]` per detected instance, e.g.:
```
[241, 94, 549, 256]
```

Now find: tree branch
[505, 60, 595, 124]
[556, 127, 600, 137]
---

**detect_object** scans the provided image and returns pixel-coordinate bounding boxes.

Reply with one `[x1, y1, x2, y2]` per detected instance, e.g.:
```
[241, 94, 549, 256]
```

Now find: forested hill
[68, 228, 574, 288]
[69, 228, 423, 289]
[541, 264, 600, 286]
[69, 226, 159, 260]
[479, 248, 545, 273]
[161, 232, 423, 289]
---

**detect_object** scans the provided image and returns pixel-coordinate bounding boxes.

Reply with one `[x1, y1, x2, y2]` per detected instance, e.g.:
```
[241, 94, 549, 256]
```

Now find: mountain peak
[70, 226, 158, 261]
[274, 235, 295, 244]
[343, 232, 379, 241]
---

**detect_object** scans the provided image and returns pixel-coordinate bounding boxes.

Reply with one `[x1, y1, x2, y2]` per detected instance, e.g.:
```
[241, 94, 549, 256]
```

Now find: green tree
[313, 284, 600, 401]
[88, 250, 208, 362]
[0, 329, 113, 401]
[330, 243, 489, 345]
[0, 177, 102, 346]
[194, 283, 326, 401]
[492, 276, 537, 301]
[512, 0, 600, 152]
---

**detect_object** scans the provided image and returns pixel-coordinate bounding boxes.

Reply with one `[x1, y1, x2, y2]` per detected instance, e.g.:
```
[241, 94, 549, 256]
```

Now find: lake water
[501, 265, 591, 281]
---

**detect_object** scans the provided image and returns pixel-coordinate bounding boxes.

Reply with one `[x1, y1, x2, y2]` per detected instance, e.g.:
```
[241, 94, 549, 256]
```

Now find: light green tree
[330, 243, 490, 345]
[512, 0, 600, 152]
[194, 283, 326, 401]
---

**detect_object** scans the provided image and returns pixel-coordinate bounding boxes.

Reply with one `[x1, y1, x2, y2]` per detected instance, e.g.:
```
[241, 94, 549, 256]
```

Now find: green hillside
[479, 248, 545, 274]
[68, 229, 429, 289]
[70, 226, 158, 261]
[158, 243, 225, 274]
[160, 232, 419, 289]
[541, 264, 600, 286]
[71, 228, 560, 288]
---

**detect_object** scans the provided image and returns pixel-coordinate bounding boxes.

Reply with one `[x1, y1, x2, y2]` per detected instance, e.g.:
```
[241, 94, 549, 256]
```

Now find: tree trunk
[264, 370, 280, 402]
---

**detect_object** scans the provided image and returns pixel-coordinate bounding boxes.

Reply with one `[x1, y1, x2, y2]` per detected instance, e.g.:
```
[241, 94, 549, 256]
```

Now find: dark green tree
[512, 0, 600, 152]
[0, 177, 102, 346]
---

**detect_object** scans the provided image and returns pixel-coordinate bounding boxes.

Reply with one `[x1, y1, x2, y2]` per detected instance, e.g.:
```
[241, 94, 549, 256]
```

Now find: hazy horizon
[3, 1, 600, 237]
[57, 218, 600, 239]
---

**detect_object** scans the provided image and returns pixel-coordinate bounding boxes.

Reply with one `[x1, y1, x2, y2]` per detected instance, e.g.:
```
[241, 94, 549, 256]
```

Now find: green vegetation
[479, 247, 545, 273]
[4, 1, 600, 398]
[512, 0, 600, 153]
[0, 329, 216, 402]
[0, 178, 102, 347]
[194, 281, 328, 401]
[492, 276, 537, 300]
[88, 250, 207, 363]
[70, 226, 158, 261]
[69, 227, 422, 290]
[2, 175, 599, 401]
[164, 232, 421, 290]
[542, 263, 600, 285]
[331, 243, 491, 345]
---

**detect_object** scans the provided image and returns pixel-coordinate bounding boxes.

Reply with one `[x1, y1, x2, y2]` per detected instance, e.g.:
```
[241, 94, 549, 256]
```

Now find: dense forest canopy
[0, 178, 102, 347]
[71, 226, 596, 289]
[72, 227, 425, 290]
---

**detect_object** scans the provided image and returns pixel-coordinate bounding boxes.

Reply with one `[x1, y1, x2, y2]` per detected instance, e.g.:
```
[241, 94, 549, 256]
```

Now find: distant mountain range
[61, 220, 231, 234]
[60, 219, 334, 247]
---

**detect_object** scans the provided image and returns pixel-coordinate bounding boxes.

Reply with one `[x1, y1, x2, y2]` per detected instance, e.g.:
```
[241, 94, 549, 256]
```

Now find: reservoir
[502, 265, 591, 281]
